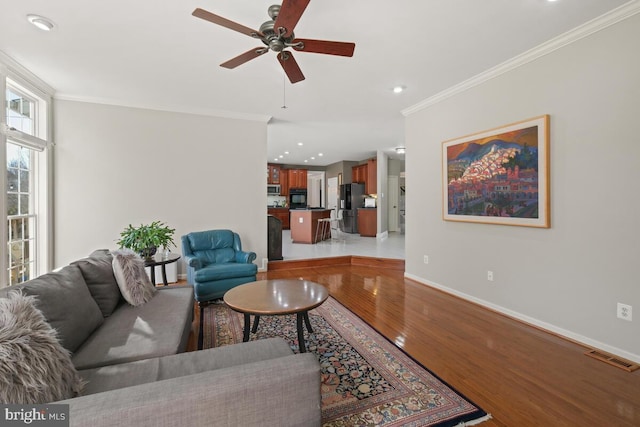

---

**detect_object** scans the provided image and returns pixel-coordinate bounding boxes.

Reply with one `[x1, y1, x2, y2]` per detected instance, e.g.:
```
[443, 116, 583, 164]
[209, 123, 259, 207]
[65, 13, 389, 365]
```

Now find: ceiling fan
[192, 0, 355, 84]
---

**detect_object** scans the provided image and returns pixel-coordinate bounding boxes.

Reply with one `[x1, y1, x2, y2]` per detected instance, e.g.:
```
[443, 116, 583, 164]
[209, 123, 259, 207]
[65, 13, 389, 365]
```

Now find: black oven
[289, 188, 307, 209]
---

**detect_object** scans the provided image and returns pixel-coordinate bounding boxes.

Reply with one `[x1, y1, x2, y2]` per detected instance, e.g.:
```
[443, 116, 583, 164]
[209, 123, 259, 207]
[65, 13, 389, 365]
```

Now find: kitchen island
[290, 209, 332, 244]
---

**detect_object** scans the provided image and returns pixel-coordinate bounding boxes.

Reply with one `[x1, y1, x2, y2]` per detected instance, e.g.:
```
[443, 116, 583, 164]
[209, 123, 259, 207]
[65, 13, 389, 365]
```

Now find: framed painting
[442, 115, 550, 228]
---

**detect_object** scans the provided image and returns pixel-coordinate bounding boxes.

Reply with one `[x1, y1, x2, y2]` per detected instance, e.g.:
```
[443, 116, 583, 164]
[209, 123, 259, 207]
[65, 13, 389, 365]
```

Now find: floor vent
[585, 349, 640, 372]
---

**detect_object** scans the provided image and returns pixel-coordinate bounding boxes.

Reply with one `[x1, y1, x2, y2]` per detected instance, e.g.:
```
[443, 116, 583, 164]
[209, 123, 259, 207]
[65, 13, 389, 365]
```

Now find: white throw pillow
[112, 249, 156, 306]
[0, 291, 85, 404]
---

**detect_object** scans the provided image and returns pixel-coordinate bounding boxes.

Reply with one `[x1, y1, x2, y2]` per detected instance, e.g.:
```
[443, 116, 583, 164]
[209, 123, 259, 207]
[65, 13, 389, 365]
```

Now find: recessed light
[297, 142, 303, 146]
[304, 159, 308, 163]
[395, 147, 406, 154]
[310, 157, 315, 160]
[284, 151, 289, 155]
[279, 155, 283, 158]
[318, 153, 323, 156]
[393, 86, 406, 94]
[27, 14, 55, 31]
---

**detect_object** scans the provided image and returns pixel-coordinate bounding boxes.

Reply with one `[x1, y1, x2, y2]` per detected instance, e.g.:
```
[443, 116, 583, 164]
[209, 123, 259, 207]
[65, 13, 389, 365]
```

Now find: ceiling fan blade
[277, 51, 305, 84]
[221, 48, 268, 69]
[292, 38, 356, 57]
[273, 0, 310, 37]
[192, 8, 262, 38]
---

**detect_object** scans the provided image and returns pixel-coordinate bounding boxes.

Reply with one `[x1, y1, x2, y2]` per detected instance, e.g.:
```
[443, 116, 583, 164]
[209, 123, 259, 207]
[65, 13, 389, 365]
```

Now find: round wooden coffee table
[223, 279, 329, 353]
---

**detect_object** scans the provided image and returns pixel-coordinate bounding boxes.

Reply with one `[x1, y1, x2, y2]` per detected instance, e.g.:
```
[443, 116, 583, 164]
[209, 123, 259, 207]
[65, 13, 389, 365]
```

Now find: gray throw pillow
[7, 264, 105, 353]
[112, 249, 156, 306]
[72, 254, 122, 317]
[0, 291, 85, 404]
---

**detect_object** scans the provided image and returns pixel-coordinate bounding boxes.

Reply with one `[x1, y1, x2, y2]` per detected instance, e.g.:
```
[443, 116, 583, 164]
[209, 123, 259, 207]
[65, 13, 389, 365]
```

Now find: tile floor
[281, 229, 405, 260]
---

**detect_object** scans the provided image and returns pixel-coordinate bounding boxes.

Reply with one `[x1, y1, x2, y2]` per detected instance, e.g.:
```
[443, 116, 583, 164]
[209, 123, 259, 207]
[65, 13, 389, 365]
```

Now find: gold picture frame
[442, 115, 550, 228]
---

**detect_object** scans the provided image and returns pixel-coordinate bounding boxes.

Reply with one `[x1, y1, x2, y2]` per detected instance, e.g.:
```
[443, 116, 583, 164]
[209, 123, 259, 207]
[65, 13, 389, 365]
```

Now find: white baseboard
[405, 272, 640, 364]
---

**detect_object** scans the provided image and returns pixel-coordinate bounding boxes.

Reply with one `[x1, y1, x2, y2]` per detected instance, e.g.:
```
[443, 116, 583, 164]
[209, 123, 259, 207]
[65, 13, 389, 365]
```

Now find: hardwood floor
[186, 261, 640, 426]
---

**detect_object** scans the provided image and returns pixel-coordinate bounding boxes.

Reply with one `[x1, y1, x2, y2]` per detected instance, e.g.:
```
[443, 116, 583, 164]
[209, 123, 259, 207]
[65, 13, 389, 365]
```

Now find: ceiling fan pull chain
[282, 74, 287, 109]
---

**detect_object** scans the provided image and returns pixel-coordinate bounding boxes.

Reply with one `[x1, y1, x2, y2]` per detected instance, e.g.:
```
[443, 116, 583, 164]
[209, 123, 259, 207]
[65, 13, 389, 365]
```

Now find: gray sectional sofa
[0, 250, 322, 426]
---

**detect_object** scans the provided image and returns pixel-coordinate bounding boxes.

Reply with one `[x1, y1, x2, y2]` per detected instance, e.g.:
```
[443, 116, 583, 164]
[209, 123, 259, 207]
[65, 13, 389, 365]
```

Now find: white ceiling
[0, 0, 631, 166]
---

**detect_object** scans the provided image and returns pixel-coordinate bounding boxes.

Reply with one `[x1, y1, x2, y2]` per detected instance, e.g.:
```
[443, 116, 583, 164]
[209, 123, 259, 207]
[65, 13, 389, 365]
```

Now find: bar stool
[332, 209, 344, 237]
[315, 211, 333, 243]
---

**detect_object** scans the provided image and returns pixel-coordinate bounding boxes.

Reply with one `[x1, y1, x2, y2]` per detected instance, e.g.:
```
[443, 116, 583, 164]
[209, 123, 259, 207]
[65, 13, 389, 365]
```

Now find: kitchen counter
[290, 209, 332, 244]
[267, 207, 290, 229]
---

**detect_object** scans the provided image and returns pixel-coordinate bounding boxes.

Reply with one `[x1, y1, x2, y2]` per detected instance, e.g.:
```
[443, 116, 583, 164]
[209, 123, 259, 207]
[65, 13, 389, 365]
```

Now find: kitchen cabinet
[267, 207, 290, 229]
[279, 169, 289, 196]
[357, 208, 377, 237]
[366, 158, 377, 194]
[287, 169, 307, 190]
[352, 164, 367, 184]
[352, 158, 377, 194]
[267, 164, 281, 184]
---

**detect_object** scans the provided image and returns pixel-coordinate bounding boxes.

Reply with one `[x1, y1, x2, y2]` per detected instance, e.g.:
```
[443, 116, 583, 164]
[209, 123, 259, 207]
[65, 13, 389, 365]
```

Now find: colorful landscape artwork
[442, 115, 549, 228]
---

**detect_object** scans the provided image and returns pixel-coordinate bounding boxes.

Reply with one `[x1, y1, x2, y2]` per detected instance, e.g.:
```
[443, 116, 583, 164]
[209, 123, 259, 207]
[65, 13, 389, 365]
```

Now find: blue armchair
[182, 229, 258, 348]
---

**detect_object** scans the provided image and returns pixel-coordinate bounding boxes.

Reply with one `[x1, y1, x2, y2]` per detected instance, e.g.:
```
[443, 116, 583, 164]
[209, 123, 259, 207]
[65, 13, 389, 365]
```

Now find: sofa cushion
[72, 255, 122, 317]
[0, 291, 85, 403]
[78, 338, 292, 396]
[72, 286, 194, 370]
[3, 264, 104, 353]
[112, 249, 156, 306]
[194, 263, 257, 282]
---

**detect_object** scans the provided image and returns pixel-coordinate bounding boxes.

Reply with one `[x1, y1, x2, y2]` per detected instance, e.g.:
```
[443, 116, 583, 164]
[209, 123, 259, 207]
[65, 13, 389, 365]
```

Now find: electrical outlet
[617, 303, 632, 321]
[424, 255, 429, 264]
[487, 271, 494, 281]
[298, 217, 303, 223]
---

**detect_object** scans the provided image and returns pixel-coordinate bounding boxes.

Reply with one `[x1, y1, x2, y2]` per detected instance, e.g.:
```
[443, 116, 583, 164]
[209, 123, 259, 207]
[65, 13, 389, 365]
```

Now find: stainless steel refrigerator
[339, 183, 365, 233]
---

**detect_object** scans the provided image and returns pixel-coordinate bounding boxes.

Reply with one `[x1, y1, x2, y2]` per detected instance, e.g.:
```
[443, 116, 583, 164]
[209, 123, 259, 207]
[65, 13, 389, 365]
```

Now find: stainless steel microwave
[267, 184, 281, 195]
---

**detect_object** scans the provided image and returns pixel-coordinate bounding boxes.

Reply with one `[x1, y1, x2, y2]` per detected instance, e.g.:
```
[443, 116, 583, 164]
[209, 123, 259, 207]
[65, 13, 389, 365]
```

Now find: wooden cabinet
[287, 169, 307, 190]
[357, 208, 377, 237]
[268, 208, 290, 229]
[352, 158, 377, 194]
[366, 158, 377, 194]
[279, 169, 289, 196]
[267, 164, 281, 184]
[352, 164, 367, 184]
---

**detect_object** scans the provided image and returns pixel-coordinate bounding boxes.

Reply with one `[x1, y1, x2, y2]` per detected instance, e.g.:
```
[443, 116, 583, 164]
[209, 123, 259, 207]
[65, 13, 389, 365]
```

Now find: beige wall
[404, 14, 640, 361]
[53, 100, 268, 271]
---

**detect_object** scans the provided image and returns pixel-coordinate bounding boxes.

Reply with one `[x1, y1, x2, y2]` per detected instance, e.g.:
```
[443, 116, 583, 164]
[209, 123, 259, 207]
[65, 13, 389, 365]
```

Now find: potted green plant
[117, 221, 176, 260]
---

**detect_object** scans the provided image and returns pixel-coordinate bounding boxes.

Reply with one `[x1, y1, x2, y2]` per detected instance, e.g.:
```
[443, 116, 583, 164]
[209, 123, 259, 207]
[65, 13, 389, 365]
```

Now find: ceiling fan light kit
[193, 0, 355, 83]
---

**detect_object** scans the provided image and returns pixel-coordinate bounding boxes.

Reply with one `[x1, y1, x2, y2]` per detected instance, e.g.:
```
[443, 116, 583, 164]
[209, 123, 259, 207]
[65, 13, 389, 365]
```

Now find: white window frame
[0, 54, 54, 287]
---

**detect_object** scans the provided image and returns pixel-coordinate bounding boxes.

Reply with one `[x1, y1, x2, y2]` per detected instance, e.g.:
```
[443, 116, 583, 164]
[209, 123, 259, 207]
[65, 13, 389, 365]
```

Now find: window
[7, 143, 36, 285]
[1, 65, 53, 288]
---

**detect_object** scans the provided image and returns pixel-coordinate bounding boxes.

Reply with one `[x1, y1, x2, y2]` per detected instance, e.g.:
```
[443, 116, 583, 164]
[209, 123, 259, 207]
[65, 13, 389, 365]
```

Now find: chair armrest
[235, 250, 257, 264]
[62, 354, 321, 427]
[183, 255, 203, 269]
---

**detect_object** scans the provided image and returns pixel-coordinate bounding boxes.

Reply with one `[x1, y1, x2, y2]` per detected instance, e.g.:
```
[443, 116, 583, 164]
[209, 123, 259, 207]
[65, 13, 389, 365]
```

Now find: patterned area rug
[202, 297, 490, 427]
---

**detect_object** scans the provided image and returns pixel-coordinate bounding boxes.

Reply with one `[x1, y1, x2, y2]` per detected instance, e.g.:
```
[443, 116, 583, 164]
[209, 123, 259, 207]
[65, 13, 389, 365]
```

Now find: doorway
[388, 175, 399, 232]
[307, 171, 325, 207]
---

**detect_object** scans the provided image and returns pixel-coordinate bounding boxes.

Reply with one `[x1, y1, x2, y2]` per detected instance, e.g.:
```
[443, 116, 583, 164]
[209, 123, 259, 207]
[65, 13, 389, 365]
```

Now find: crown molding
[402, 0, 640, 117]
[0, 50, 55, 98]
[54, 93, 273, 123]
[1, 51, 271, 123]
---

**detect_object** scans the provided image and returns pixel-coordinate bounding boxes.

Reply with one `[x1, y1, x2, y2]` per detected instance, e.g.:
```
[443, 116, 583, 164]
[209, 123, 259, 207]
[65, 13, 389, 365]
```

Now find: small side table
[144, 253, 181, 286]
